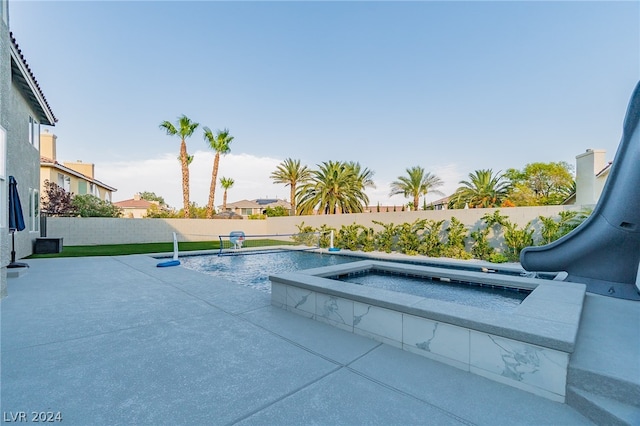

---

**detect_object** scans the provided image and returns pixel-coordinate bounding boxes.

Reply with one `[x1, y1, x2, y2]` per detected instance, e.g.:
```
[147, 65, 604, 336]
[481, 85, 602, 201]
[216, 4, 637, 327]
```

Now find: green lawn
[27, 239, 294, 258]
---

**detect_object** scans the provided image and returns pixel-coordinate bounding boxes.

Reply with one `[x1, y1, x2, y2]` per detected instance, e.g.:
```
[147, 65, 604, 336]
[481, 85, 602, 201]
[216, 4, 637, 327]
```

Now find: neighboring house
[564, 149, 611, 206]
[427, 196, 450, 211]
[1, 0, 57, 297]
[39, 130, 116, 204]
[113, 193, 163, 218]
[222, 198, 291, 217]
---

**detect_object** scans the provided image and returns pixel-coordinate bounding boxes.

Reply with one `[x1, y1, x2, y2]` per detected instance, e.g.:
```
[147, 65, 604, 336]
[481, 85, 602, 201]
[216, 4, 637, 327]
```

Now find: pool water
[179, 250, 360, 292]
[332, 270, 529, 311]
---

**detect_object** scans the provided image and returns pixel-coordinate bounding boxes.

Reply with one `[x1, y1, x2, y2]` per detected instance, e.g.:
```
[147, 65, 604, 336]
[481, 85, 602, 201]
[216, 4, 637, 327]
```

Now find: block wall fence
[45, 205, 574, 247]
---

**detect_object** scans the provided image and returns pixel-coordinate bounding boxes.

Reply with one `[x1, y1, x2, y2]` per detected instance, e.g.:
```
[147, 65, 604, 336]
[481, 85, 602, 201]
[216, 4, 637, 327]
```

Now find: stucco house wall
[1, 1, 57, 298]
[0, 0, 10, 298]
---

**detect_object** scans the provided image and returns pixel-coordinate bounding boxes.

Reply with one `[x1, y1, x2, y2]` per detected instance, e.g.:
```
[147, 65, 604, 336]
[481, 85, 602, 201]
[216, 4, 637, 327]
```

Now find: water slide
[520, 81, 640, 301]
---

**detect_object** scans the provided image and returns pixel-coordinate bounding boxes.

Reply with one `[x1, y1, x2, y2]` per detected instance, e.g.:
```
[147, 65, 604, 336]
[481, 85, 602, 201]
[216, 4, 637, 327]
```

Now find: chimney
[575, 149, 606, 206]
[64, 160, 95, 179]
[40, 130, 57, 160]
[133, 193, 141, 201]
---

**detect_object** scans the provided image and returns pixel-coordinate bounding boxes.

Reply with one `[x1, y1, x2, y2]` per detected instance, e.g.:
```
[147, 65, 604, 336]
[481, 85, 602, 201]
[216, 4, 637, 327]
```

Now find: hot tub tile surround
[270, 260, 585, 403]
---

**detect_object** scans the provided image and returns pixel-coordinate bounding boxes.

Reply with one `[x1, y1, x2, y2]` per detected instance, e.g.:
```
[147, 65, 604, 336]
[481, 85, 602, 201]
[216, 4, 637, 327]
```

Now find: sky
[8, 0, 640, 209]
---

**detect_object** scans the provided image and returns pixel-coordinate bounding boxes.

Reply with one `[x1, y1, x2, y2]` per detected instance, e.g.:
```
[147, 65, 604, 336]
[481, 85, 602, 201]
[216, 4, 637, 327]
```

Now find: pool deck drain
[2, 254, 632, 424]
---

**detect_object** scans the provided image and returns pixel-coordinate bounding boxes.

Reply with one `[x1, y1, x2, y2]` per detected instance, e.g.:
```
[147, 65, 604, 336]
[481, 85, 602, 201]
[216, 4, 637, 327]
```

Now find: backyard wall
[46, 205, 574, 247]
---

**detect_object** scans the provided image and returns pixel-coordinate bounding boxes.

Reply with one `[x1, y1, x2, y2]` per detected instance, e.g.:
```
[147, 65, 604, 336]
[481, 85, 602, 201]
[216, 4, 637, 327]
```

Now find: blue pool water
[179, 250, 360, 292]
[333, 270, 528, 311]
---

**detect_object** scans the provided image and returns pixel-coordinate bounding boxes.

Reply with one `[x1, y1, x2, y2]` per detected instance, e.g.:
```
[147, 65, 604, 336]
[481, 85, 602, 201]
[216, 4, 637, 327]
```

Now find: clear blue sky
[9, 1, 640, 208]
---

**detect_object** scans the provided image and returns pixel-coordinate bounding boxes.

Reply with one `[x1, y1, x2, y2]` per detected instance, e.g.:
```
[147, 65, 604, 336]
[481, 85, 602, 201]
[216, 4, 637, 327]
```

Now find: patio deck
[0, 255, 631, 425]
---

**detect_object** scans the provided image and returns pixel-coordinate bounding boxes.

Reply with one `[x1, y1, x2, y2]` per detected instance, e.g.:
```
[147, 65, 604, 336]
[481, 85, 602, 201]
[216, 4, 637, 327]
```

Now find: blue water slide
[520, 81, 640, 301]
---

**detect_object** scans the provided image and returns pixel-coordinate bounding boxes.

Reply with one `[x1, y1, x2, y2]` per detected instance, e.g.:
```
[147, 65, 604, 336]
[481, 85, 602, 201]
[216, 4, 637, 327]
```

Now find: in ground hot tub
[270, 259, 586, 403]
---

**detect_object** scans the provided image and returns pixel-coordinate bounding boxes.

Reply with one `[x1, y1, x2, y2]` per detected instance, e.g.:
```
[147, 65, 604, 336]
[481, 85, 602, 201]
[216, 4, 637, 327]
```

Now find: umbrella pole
[8, 229, 29, 269]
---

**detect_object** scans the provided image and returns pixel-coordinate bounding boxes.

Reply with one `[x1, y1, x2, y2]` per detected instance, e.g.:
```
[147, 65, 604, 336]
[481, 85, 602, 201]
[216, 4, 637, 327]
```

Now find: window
[0, 126, 6, 228]
[241, 208, 253, 215]
[28, 116, 40, 149]
[57, 173, 70, 192]
[28, 188, 39, 232]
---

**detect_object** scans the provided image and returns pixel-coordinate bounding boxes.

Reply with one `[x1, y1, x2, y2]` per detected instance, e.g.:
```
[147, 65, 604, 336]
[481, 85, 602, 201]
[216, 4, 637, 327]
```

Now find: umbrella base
[7, 262, 29, 269]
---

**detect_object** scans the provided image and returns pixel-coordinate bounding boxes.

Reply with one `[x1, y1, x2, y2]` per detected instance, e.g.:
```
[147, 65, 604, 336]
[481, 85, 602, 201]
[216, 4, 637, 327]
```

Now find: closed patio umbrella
[8, 176, 28, 268]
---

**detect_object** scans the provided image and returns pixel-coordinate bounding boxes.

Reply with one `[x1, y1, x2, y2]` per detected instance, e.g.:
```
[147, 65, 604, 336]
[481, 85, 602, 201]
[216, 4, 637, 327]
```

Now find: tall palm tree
[346, 161, 376, 190]
[159, 115, 199, 218]
[203, 127, 234, 219]
[452, 169, 510, 208]
[297, 161, 369, 215]
[270, 158, 311, 215]
[390, 166, 444, 210]
[219, 177, 235, 211]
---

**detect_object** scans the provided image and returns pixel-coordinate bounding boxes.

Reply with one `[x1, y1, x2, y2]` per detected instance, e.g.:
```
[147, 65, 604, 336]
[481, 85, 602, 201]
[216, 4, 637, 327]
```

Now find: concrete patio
[1, 255, 637, 425]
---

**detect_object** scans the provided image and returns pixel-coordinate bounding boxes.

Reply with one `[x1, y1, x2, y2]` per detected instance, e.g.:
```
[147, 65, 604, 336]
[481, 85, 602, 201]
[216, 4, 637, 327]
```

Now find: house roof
[224, 198, 291, 209]
[113, 199, 156, 209]
[10, 32, 57, 125]
[41, 156, 117, 192]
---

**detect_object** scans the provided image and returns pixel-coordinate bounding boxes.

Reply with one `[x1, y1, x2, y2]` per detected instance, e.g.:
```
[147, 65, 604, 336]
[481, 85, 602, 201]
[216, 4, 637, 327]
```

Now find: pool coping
[270, 259, 586, 353]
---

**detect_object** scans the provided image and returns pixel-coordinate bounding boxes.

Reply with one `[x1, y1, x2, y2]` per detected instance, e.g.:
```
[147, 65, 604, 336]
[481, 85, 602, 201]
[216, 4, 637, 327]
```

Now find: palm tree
[177, 153, 194, 165]
[451, 169, 510, 208]
[296, 161, 370, 215]
[347, 161, 376, 190]
[270, 158, 311, 215]
[159, 115, 199, 218]
[390, 166, 444, 210]
[203, 127, 234, 219]
[219, 177, 235, 211]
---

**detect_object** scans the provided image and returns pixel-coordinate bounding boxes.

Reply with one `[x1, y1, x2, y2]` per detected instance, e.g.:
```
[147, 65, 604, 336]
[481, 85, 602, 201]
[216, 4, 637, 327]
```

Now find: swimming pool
[270, 258, 586, 403]
[331, 269, 529, 311]
[179, 250, 361, 292]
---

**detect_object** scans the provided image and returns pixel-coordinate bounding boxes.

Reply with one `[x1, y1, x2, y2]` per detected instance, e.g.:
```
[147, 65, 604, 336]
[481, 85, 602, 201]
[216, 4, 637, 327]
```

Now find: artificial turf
[27, 239, 293, 258]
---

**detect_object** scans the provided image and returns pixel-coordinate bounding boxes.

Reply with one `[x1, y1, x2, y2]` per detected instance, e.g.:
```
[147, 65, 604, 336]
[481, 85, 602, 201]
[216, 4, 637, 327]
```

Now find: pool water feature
[270, 259, 586, 403]
[331, 269, 529, 311]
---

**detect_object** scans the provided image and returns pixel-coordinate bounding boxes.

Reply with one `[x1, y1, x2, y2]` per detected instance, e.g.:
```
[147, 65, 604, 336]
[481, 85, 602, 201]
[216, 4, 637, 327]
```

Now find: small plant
[488, 252, 509, 263]
[441, 217, 471, 259]
[503, 222, 534, 261]
[372, 220, 397, 253]
[358, 227, 376, 252]
[317, 224, 336, 248]
[293, 222, 317, 246]
[470, 227, 494, 260]
[418, 219, 444, 257]
[337, 223, 366, 251]
[396, 218, 426, 255]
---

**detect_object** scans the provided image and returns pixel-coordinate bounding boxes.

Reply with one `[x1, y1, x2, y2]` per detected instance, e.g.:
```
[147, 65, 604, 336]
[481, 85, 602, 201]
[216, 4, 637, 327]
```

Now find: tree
[296, 161, 370, 215]
[504, 162, 574, 206]
[265, 206, 289, 217]
[219, 177, 234, 211]
[41, 180, 76, 216]
[451, 169, 510, 208]
[139, 191, 166, 206]
[203, 127, 234, 219]
[73, 195, 122, 217]
[390, 166, 444, 210]
[159, 115, 199, 218]
[270, 158, 311, 215]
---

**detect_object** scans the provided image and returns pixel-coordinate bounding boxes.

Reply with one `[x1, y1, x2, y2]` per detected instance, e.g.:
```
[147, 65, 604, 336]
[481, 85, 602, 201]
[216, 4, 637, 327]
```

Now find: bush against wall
[302, 209, 590, 263]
